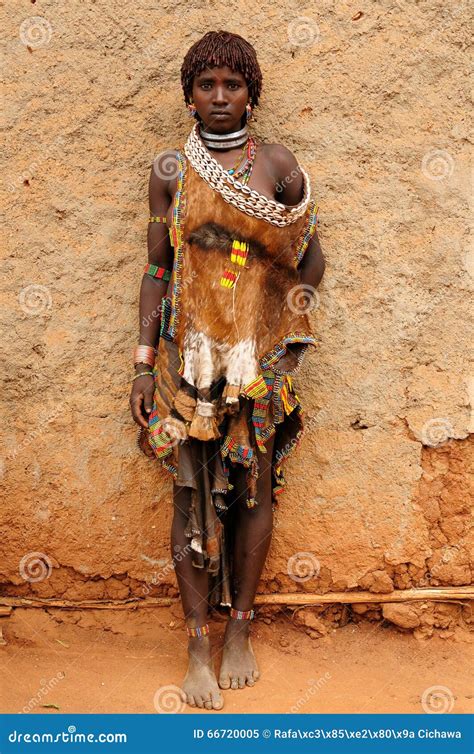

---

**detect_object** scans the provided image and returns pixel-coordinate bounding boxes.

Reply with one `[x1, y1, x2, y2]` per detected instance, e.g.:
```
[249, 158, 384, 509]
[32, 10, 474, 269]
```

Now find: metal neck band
[199, 123, 249, 151]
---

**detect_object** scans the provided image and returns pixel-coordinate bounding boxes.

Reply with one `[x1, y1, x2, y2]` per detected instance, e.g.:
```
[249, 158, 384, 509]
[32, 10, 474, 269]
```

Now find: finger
[131, 394, 149, 429]
[144, 386, 154, 414]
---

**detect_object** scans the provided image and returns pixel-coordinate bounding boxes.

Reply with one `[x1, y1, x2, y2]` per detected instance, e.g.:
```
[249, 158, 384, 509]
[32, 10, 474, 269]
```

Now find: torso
[165, 142, 282, 227]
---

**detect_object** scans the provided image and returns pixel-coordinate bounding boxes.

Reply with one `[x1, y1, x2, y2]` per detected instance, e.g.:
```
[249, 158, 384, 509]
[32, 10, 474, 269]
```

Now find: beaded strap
[186, 623, 210, 638]
[230, 607, 255, 620]
[149, 215, 167, 223]
[143, 263, 172, 281]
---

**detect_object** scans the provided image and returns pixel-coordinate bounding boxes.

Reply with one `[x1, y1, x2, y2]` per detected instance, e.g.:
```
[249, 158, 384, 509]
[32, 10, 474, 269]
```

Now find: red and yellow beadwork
[220, 239, 250, 289]
[186, 623, 210, 638]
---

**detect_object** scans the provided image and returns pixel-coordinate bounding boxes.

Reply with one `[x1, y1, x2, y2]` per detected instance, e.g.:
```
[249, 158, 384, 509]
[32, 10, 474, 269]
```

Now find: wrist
[133, 343, 156, 371]
[135, 362, 155, 374]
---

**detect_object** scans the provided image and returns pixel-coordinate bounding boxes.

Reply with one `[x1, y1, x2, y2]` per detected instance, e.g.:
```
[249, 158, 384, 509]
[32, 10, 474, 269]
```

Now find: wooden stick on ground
[1, 586, 472, 611]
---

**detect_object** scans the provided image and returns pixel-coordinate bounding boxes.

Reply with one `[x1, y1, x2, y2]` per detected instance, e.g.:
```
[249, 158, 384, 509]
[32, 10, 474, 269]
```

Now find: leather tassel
[172, 388, 196, 421]
[188, 399, 221, 440]
[222, 383, 241, 415]
[188, 413, 221, 440]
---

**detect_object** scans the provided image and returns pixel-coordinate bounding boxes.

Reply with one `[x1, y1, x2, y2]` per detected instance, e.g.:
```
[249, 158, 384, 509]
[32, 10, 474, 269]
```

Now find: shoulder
[148, 148, 183, 196]
[260, 142, 305, 202]
[260, 142, 301, 176]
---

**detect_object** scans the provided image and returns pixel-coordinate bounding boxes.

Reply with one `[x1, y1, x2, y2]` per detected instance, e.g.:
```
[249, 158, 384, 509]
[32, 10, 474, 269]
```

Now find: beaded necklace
[185, 123, 310, 226]
[224, 136, 257, 184]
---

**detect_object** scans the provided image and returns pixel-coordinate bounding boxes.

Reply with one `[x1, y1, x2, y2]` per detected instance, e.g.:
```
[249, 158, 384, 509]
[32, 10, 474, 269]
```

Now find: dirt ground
[1, 607, 472, 715]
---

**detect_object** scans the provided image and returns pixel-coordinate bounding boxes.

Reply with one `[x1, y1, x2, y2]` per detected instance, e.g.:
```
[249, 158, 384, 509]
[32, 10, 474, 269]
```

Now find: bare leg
[219, 433, 275, 690]
[172, 483, 223, 710]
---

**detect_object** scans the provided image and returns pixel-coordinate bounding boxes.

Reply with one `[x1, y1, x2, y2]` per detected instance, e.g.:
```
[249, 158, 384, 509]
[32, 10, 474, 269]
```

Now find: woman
[130, 30, 325, 711]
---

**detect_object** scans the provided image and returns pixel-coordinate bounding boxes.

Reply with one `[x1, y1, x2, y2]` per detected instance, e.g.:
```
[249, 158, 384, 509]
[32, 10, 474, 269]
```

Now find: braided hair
[181, 30, 263, 110]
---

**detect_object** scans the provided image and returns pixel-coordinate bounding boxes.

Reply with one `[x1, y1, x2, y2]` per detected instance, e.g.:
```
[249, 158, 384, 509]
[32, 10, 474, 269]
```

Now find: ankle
[187, 633, 211, 657]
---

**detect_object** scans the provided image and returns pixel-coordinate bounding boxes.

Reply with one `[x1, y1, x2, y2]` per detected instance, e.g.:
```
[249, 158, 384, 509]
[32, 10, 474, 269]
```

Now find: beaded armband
[149, 215, 167, 223]
[143, 263, 172, 281]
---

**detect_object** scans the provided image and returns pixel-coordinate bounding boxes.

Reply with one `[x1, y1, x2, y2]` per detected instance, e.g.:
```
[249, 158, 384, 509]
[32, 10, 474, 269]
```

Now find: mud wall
[1, 1, 472, 603]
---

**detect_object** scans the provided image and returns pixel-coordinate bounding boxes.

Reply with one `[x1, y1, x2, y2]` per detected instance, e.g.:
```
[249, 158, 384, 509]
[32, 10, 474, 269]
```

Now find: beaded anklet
[149, 215, 167, 223]
[229, 607, 255, 620]
[186, 623, 210, 638]
[143, 263, 172, 281]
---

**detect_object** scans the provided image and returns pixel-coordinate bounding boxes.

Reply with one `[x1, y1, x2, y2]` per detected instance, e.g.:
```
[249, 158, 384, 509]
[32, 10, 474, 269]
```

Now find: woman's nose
[212, 87, 227, 104]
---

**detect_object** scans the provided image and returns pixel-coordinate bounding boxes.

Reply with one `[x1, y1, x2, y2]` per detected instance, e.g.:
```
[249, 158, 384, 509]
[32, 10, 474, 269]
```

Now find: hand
[273, 343, 305, 374]
[130, 369, 155, 429]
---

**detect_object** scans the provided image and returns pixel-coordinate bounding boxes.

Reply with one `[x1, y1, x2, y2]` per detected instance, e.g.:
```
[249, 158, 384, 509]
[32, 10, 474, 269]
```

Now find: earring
[187, 101, 197, 118]
[245, 102, 253, 121]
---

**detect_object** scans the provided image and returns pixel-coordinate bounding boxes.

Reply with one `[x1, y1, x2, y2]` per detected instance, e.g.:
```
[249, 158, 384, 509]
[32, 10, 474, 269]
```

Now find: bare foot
[219, 618, 260, 690]
[180, 636, 224, 710]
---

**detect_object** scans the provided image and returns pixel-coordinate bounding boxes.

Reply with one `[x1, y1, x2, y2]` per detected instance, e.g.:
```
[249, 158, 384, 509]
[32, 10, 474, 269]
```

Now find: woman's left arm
[297, 229, 325, 291]
[270, 143, 325, 292]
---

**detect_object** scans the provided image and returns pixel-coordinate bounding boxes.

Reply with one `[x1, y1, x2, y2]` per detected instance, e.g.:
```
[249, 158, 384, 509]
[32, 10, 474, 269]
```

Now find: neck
[198, 122, 248, 151]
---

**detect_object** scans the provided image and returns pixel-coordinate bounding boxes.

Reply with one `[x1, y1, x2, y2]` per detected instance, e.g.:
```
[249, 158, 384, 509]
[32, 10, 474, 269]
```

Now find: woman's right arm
[129, 155, 176, 429]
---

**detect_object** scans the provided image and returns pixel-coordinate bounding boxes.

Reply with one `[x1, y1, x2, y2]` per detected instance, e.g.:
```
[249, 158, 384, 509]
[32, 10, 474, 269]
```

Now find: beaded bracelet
[143, 263, 172, 281]
[149, 216, 167, 223]
[131, 370, 154, 382]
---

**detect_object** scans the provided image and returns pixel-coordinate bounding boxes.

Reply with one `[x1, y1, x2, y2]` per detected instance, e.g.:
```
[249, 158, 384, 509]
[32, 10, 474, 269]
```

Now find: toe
[246, 674, 255, 687]
[212, 691, 224, 710]
[204, 700, 213, 710]
[230, 677, 239, 690]
[253, 669, 260, 681]
[187, 695, 196, 707]
[219, 674, 231, 690]
[238, 676, 245, 689]
[195, 696, 204, 709]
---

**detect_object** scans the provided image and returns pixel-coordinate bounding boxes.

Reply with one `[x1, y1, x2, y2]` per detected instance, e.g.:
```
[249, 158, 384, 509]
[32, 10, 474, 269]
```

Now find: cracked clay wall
[1, 2, 472, 603]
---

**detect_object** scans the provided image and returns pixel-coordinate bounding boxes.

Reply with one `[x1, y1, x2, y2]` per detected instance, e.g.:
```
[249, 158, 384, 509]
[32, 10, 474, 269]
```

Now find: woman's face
[191, 65, 249, 133]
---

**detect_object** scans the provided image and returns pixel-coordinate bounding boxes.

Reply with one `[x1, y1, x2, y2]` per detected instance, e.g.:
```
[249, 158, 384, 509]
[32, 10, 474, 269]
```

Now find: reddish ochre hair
[180, 30, 263, 108]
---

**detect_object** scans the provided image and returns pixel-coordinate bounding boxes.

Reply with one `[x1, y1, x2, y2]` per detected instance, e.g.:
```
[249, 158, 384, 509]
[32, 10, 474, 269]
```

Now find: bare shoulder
[148, 148, 180, 200]
[260, 142, 300, 173]
[260, 142, 304, 203]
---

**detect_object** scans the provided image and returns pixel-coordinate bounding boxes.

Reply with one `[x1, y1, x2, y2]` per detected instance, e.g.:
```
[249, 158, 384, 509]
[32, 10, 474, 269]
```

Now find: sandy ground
[1, 607, 472, 715]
